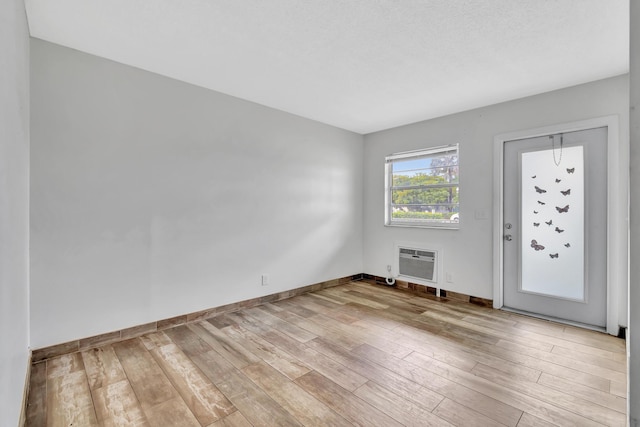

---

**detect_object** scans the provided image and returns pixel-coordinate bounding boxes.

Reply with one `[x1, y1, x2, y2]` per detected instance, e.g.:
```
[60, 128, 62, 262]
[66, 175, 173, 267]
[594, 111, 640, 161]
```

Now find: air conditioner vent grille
[398, 246, 437, 282]
[417, 250, 435, 258]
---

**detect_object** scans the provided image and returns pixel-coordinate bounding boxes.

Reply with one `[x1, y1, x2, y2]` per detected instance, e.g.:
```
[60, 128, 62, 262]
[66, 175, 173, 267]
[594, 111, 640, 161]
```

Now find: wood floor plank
[536, 372, 626, 413]
[347, 282, 428, 304]
[29, 282, 626, 426]
[244, 306, 318, 342]
[342, 289, 409, 311]
[515, 320, 626, 353]
[354, 380, 454, 426]
[208, 411, 252, 427]
[307, 312, 413, 359]
[207, 312, 244, 330]
[349, 340, 522, 426]
[322, 287, 390, 309]
[259, 328, 368, 391]
[378, 328, 616, 427]
[423, 311, 551, 351]
[150, 342, 235, 425]
[183, 342, 303, 426]
[369, 288, 438, 313]
[220, 323, 312, 380]
[217, 368, 303, 427]
[242, 361, 352, 427]
[390, 330, 543, 384]
[407, 347, 478, 372]
[47, 370, 98, 427]
[164, 325, 216, 357]
[258, 302, 285, 313]
[112, 338, 178, 410]
[25, 362, 47, 427]
[308, 337, 447, 412]
[340, 305, 407, 331]
[407, 358, 602, 427]
[47, 352, 85, 378]
[92, 379, 149, 426]
[517, 412, 565, 427]
[319, 308, 361, 325]
[550, 344, 626, 373]
[140, 331, 173, 350]
[272, 309, 365, 351]
[432, 398, 506, 427]
[143, 397, 200, 427]
[344, 289, 428, 315]
[416, 327, 612, 392]
[351, 319, 415, 358]
[469, 362, 626, 427]
[81, 345, 127, 390]
[307, 291, 348, 306]
[295, 371, 404, 427]
[611, 379, 627, 398]
[297, 293, 347, 311]
[188, 321, 261, 369]
[501, 319, 625, 357]
[281, 295, 337, 317]
[353, 302, 446, 336]
[187, 348, 240, 384]
[439, 322, 502, 346]
[495, 339, 627, 383]
[612, 351, 628, 363]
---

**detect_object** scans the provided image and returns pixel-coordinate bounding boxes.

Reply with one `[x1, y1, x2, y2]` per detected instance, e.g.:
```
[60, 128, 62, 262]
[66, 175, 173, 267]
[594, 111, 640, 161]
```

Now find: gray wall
[629, 1, 639, 423]
[0, 0, 30, 424]
[30, 39, 364, 348]
[363, 76, 629, 328]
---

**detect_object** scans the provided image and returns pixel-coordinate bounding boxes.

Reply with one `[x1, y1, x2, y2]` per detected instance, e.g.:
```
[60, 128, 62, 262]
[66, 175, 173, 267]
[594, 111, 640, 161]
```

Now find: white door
[503, 127, 608, 327]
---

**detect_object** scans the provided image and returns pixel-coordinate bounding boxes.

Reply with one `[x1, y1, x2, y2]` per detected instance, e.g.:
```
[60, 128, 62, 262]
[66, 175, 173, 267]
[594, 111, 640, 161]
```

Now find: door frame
[493, 116, 624, 335]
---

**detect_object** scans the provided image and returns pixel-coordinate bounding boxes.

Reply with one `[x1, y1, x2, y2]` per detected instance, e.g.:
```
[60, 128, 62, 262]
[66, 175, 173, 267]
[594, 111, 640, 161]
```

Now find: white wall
[0, 0, 30, 424]
[363, 76, 629, 327]
[30, 39, 363, 348]
[629, 1, 639, 423]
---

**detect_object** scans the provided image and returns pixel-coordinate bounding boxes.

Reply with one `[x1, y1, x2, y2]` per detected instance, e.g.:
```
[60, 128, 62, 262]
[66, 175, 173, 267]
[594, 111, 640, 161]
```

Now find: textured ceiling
[25, 1, 629, 134]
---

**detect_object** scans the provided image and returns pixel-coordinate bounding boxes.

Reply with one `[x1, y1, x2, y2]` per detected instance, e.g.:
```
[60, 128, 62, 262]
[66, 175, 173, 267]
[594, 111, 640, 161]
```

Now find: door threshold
[501, 307, 606, 333]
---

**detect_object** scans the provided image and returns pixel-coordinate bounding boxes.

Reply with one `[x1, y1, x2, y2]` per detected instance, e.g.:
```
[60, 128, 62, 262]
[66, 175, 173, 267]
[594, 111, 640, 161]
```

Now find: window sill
[385, 222, 460, 230]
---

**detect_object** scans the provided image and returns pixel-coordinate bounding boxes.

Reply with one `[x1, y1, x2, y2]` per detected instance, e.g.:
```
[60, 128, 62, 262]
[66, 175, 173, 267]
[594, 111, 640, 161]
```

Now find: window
[385, 145, 459, 228]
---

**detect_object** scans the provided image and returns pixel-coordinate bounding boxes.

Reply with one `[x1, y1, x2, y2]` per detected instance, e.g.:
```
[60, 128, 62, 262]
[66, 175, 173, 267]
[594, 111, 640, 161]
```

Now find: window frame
[384, 144, 460, 229]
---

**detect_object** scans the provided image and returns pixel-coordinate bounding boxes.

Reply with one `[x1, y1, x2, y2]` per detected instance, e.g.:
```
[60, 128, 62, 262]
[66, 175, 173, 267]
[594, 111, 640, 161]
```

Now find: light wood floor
[25, 281, 627, 426]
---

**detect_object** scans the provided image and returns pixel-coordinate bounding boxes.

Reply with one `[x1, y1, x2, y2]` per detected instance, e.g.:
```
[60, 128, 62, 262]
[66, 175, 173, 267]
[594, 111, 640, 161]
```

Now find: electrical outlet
[261, 274, 269, 286]
[446, 272, 453, 283]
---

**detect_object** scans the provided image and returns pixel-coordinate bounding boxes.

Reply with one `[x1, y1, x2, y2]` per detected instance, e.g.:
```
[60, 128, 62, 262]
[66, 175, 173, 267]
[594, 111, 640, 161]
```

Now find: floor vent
[398, 247, 437, 282]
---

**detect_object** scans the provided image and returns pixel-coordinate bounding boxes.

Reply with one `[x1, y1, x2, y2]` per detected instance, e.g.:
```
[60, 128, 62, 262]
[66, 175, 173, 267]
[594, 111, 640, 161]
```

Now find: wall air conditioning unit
[398, 247, 437, 283]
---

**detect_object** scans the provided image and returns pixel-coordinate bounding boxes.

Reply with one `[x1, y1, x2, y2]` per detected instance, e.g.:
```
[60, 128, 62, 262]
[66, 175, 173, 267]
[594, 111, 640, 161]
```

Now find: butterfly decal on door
[531, 240, 545, 251]
[535, 186, 547, 194]
[528, 166, 577, 259]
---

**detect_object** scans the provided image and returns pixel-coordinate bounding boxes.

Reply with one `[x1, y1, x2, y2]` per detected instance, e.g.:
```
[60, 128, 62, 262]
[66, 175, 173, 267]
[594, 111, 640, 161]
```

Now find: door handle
[504, 234, 513, 241]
